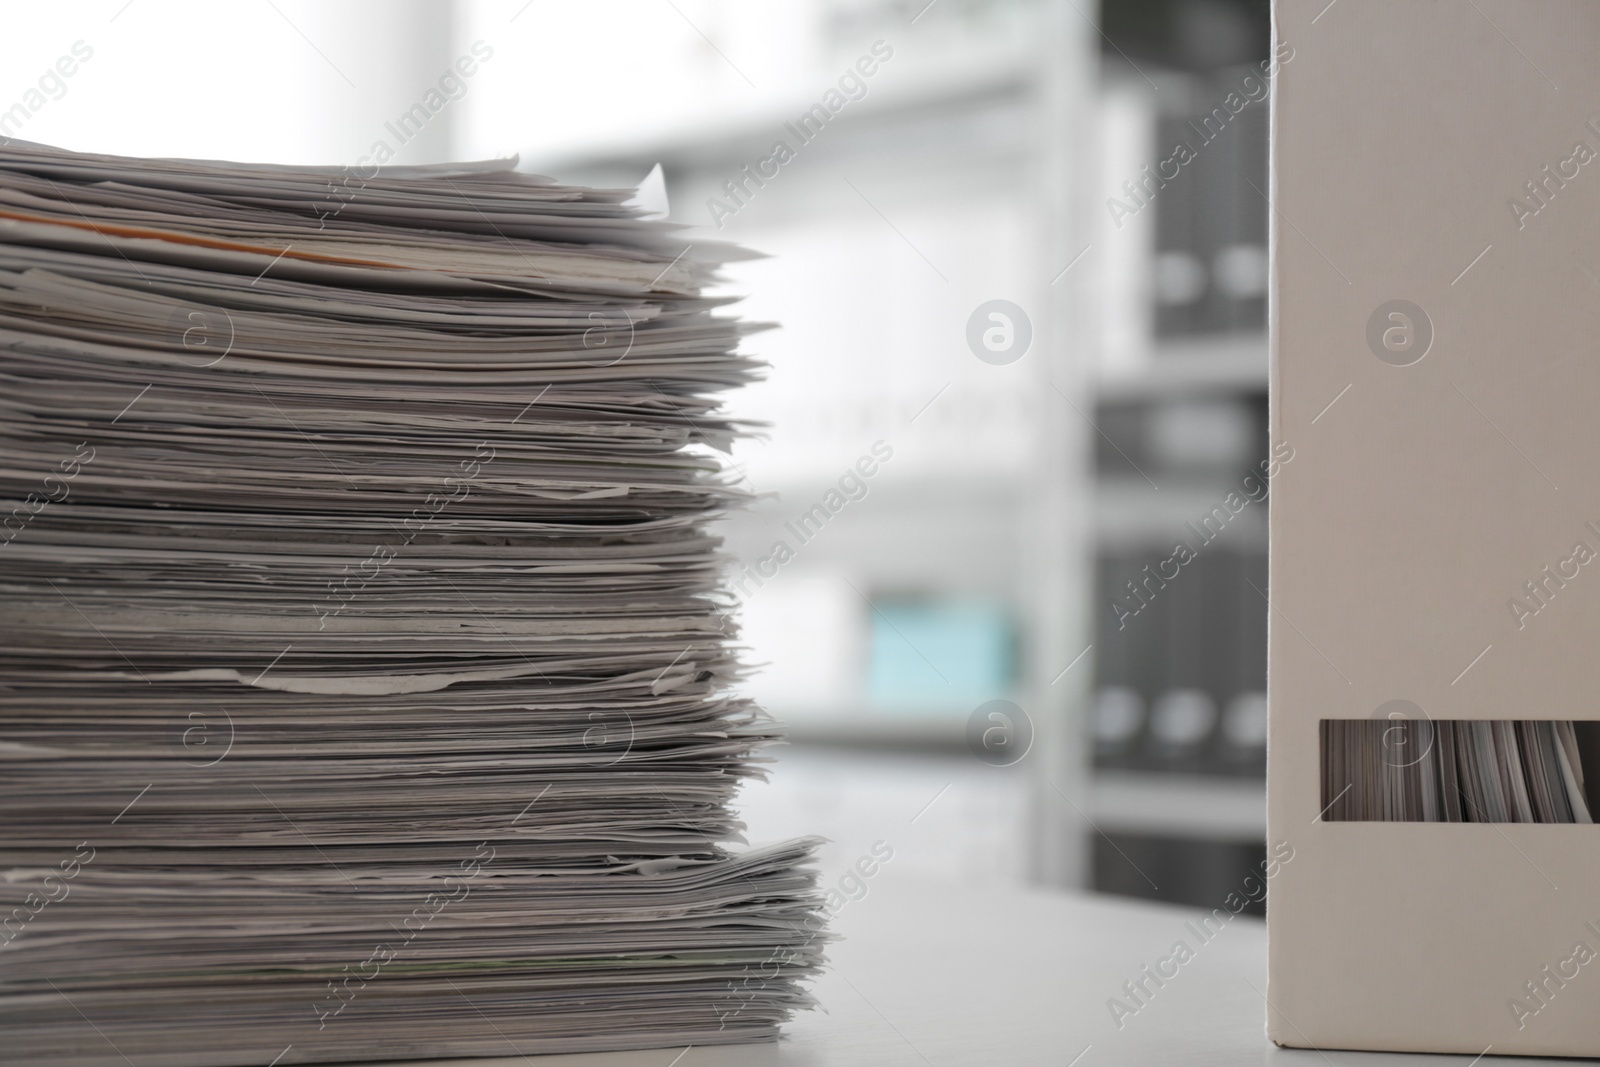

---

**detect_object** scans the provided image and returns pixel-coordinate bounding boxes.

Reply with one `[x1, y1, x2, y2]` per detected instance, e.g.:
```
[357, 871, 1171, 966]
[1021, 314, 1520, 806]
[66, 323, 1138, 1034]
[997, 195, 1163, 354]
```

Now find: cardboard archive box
[1269, 0, 1600, 1057]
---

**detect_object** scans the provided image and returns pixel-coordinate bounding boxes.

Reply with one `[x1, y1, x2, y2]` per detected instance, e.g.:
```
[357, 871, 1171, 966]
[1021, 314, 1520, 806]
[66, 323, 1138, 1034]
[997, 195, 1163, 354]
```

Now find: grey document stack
[0, 142, 825, 1066]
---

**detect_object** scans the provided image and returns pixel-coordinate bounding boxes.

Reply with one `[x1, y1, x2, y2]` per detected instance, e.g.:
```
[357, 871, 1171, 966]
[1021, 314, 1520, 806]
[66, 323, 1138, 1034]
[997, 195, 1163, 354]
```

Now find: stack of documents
[1321, 718, 1593, 823]
[0, 142, 824, 1066]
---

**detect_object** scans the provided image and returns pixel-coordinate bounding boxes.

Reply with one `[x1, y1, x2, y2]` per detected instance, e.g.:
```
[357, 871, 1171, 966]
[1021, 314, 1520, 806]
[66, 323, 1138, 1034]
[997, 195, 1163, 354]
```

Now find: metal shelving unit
[516, 1, 1274, 902]
[1083, 33, 1274, 903]
[1096, 331, 1268, 403]
[530, 1, 1101, 891]
[1090, 770, 1264, 841]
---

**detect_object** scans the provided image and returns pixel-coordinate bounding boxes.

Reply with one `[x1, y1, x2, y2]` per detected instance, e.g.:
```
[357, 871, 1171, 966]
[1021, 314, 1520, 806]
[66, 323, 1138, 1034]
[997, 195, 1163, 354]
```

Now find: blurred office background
[4, 0, 1271, 913]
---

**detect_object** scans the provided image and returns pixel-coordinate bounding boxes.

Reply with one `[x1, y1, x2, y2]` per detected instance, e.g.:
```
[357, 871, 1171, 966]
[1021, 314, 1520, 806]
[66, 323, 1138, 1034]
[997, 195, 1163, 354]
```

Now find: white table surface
[371, 881, 1572, 1067]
